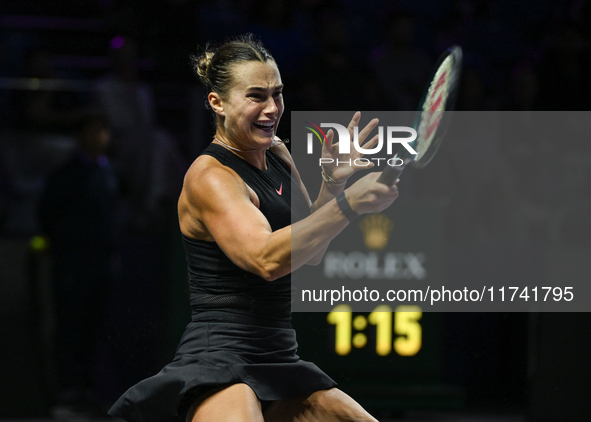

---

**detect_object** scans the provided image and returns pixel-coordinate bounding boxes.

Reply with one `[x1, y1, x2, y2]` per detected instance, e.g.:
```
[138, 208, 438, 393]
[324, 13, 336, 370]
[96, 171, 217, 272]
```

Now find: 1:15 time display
[327, 305, 422, 356]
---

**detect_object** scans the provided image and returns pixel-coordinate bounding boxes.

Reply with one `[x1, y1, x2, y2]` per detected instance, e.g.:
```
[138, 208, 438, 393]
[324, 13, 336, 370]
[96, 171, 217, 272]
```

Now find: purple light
[110, 36, 125, 49]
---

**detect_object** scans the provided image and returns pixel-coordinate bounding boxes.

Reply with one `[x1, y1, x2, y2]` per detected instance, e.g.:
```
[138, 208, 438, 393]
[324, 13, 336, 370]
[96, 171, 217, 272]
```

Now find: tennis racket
[377, 45, 463, 186]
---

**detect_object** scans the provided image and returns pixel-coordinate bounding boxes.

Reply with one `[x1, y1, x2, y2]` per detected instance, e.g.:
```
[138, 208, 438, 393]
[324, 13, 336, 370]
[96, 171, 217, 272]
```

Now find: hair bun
[190, 35, 273, 99]
[193, 50, 215, 85]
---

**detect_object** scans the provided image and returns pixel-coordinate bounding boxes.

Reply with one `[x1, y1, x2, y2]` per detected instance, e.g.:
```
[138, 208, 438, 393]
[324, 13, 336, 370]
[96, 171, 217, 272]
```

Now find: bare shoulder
[269, 142, 294, 169]
[178, 154, 249, 238]
[186, 155, 246, 195]
[270, 141, 308, 183]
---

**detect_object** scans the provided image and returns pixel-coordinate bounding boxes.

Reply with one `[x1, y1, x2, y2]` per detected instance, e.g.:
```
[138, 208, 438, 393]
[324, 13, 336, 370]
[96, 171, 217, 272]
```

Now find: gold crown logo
[359, 214, 394, 251]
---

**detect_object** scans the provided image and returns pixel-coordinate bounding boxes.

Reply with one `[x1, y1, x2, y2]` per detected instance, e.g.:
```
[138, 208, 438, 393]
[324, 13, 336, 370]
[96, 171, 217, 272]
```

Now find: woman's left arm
[273, 112, 381, 265]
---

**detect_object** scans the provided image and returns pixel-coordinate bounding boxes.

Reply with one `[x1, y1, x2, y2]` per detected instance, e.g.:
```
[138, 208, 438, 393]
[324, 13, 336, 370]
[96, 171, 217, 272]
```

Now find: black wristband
[336, 191, 359, 222]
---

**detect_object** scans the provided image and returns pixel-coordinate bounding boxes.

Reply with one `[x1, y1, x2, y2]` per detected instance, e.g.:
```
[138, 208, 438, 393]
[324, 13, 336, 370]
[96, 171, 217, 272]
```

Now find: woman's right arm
[178, 158, 398, 281]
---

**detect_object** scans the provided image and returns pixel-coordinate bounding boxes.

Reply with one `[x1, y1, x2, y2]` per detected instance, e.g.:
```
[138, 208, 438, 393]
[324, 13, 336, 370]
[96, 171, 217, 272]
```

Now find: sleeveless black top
[108, 143, 338, 422]
[182, 143, 310, 327]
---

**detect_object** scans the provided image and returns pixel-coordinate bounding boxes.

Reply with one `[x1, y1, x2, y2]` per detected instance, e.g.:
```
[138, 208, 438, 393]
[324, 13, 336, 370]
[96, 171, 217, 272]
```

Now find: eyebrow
[247, 84, 284, 91]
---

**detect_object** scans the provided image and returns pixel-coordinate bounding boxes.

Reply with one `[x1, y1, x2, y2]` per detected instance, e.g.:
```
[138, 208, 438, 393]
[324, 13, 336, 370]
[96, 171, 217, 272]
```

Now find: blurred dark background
[0, 0, 590, 420]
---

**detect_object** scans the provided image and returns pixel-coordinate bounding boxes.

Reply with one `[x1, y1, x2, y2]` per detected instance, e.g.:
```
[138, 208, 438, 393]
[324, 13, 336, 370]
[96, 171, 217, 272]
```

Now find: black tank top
[182, 143, 310, 327]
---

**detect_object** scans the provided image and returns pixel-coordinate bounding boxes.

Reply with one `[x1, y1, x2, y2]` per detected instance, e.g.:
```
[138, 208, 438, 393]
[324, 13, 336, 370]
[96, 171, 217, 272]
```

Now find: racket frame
[377, 45, 462, 185]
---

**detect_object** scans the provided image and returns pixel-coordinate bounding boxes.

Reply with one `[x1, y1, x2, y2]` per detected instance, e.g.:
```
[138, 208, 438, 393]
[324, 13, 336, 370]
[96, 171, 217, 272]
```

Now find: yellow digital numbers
[326, 305, 352, 355]
[327, 305, 422, 356]
[368, 305, 393, 356]
[394, 305, 422, 356]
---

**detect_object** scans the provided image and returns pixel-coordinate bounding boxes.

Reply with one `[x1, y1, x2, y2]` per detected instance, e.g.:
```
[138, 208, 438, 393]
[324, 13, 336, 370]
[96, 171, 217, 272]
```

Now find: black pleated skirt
[108, 321, 337, 422]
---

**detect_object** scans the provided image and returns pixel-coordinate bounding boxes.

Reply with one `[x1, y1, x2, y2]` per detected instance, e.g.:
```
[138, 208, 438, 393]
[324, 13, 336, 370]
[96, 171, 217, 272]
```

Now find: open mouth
[253, 121, 275, 132]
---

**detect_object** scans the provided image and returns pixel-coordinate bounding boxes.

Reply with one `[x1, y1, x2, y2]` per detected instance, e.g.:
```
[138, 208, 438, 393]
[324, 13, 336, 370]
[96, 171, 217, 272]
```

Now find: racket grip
[377, 165, 404, 186]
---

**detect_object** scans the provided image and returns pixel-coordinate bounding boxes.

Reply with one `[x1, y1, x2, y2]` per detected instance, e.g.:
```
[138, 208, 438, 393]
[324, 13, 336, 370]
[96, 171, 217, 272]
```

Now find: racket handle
[377, 165, 404, 186]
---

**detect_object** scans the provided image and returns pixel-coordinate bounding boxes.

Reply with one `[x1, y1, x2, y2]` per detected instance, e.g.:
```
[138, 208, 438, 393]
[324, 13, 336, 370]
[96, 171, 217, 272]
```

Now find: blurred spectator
[245, 0, 315, 77]
[411, 111, 523, 243]
[492, 105, 574, 244]
[197, 0, 249, 44]
[297, 11, 378, 111]
[4, 48, 82, 235]
[536, 24, 591, 110]
[504, 61, 540, 111]
[456, 64, 500, 111]
[10, 48, 84, 133]
[458, 0, 527, 74]
[38, 112, 117, 418]
[92, 37, 186, 232]
[370, 11, 432, 110]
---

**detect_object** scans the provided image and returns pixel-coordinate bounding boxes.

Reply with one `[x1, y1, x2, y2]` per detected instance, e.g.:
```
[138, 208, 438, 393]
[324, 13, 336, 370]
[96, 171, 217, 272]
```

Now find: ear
[208, 92, 225, 116]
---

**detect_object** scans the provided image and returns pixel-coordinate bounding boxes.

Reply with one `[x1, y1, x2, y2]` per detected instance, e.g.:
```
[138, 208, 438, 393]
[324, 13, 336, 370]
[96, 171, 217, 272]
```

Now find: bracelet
[336, 191, 359, 222]
[321, 167, 346, 186]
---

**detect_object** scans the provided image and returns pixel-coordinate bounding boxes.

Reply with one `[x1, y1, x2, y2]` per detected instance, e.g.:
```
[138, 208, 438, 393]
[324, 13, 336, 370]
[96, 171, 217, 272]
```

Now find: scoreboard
[292, 310, 463, 412]
[292, 201, 465, 412]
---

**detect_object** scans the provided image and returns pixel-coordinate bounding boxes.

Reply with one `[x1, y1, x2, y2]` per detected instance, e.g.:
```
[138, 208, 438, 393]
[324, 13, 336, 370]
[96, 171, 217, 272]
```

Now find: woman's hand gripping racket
[377, 46, 463, 186]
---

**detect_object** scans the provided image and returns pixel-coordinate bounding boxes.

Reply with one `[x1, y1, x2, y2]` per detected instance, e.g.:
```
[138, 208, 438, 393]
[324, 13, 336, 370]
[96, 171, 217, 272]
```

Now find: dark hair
[190, 34, 274, 100]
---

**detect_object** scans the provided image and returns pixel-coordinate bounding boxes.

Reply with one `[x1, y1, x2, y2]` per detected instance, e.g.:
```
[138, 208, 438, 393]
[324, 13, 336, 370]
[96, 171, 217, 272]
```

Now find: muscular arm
[178, 153, 397, 282]
[271, 144, 345, 265]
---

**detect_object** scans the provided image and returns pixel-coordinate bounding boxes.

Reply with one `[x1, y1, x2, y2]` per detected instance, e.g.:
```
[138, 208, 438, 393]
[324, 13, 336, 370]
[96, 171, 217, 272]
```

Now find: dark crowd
[0, 0, 590, 419]
[1, 0, 590, 242]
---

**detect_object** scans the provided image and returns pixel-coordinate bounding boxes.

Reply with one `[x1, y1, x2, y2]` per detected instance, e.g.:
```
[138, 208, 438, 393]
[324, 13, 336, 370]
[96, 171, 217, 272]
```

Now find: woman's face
[213, 60, 284, 148]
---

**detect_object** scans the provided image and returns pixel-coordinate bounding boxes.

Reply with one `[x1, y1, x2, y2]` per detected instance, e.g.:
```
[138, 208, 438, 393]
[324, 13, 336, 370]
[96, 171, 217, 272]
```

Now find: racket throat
[377, 155, 409, 185]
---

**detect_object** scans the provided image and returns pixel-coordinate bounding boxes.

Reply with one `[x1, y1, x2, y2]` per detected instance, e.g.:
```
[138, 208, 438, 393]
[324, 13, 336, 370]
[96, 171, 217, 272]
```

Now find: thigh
[187, 383, 264, 422]
[263, 388, 379, 422]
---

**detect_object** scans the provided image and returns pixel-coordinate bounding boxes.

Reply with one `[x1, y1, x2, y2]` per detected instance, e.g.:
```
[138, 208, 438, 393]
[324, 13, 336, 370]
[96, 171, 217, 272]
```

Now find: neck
[213, 137, 268, 170]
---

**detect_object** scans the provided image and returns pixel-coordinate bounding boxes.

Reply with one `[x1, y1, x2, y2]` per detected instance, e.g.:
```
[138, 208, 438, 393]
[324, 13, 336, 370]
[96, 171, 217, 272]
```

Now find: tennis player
[109, 34, 398, 422]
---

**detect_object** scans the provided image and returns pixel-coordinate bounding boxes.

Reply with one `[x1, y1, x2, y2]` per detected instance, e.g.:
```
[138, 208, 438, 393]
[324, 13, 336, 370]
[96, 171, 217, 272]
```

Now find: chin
[254, 132, 275, 146]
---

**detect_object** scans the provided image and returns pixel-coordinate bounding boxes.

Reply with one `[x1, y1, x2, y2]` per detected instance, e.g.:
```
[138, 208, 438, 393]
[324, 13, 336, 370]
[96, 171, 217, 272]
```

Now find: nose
[264, 97, 279, 116]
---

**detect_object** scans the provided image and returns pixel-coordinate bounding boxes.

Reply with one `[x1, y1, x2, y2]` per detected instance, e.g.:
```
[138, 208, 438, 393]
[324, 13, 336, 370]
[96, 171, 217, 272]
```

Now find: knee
[306, 389, 348, 411]
[305, 389, 378, 422]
